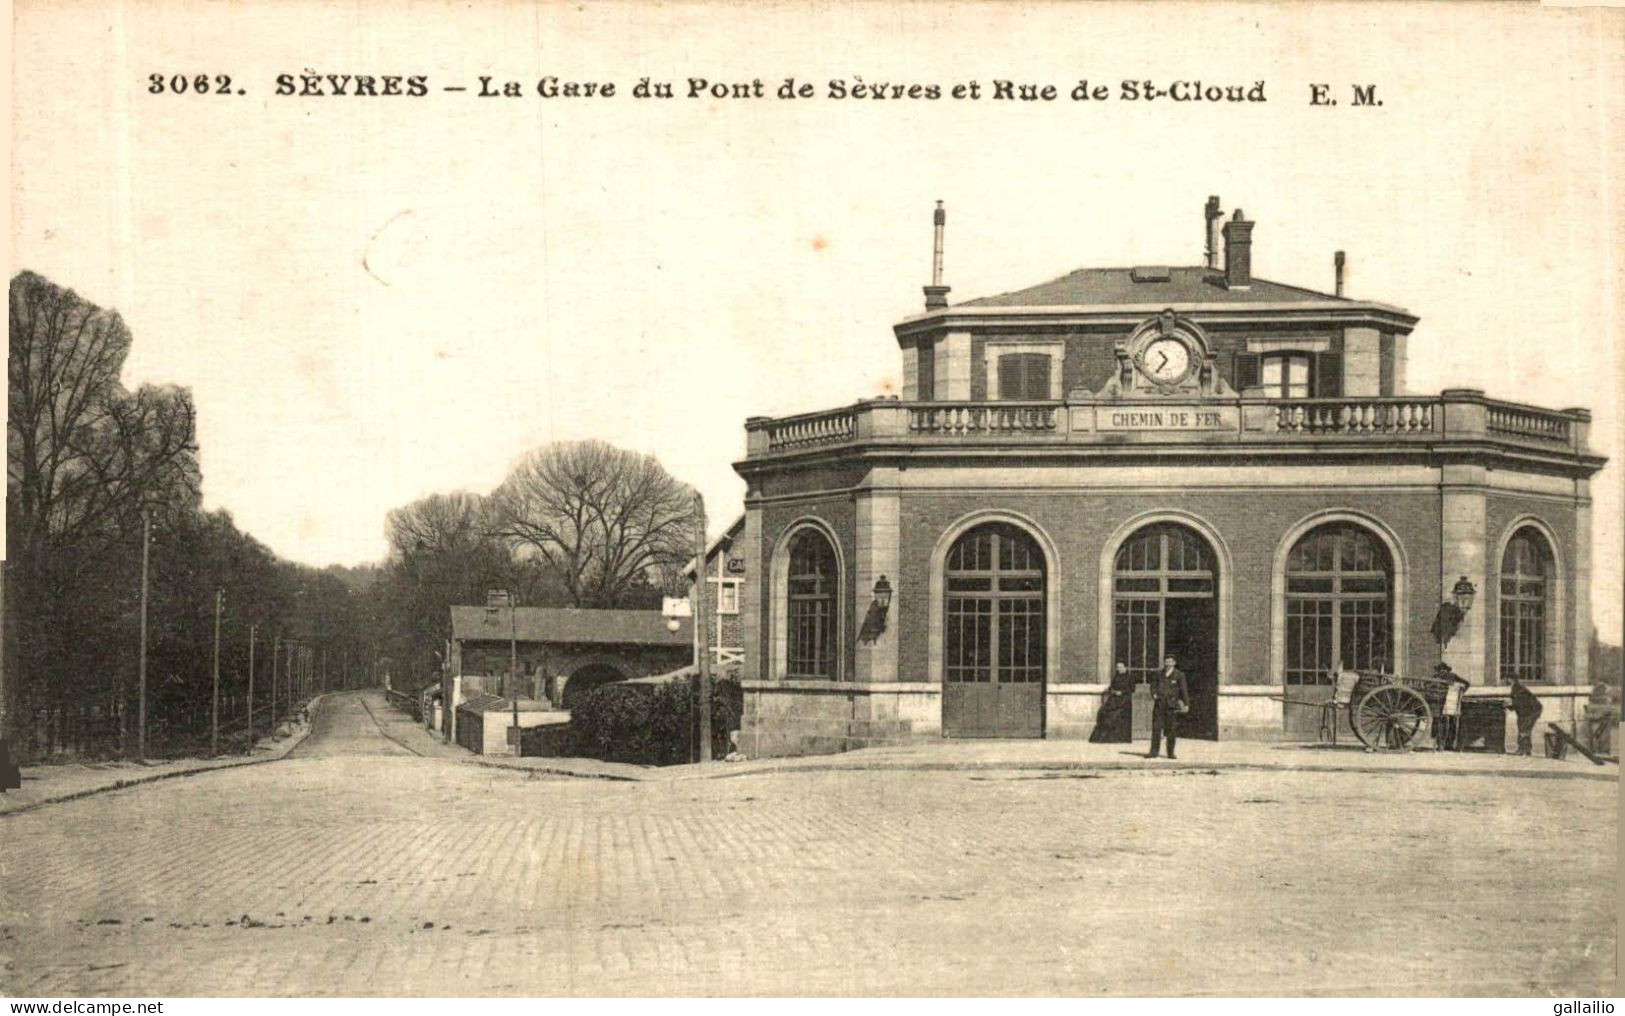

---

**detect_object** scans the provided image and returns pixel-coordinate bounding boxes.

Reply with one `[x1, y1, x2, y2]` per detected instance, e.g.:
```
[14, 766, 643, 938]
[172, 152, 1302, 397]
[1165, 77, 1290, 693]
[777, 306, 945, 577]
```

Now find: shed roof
[450, 605, 691, 647]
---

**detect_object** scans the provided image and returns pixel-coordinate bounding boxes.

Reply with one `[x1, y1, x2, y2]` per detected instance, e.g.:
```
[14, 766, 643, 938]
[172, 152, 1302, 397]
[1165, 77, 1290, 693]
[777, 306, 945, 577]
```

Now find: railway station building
[731, 197, 1606, 756]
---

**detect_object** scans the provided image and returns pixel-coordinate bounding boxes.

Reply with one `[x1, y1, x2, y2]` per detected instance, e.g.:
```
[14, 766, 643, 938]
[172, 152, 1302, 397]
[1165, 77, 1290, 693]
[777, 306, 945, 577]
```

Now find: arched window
[785, 529, 836, 678]
[944, 523, 1045, 684]
[1500, 528, 1551, 683]
[1284, 523, 1393, 684]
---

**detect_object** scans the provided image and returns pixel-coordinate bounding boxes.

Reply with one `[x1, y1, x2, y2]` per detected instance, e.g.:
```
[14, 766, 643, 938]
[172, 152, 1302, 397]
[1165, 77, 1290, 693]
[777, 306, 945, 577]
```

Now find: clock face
[1142, 337, 1192, 384]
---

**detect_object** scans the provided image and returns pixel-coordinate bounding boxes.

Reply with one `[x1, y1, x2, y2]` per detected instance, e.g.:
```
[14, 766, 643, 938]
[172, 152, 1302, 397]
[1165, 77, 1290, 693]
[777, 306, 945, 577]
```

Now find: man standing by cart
[1148, 654, 1190, 760]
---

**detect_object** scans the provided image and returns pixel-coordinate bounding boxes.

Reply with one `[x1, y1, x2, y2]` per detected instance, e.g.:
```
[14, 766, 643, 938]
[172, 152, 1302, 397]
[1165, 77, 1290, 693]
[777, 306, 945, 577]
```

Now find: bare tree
[384, 491, 490, 560]
[486, 440, 697, 608]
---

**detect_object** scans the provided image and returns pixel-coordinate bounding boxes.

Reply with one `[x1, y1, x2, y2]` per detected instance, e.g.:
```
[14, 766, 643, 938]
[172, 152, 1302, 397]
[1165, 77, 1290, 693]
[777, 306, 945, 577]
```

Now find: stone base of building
[739, 680, 1594, 758]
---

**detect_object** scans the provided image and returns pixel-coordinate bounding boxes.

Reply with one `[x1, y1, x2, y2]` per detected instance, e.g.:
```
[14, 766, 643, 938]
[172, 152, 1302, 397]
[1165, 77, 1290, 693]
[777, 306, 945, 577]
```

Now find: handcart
[1278, 669, 1469, 751]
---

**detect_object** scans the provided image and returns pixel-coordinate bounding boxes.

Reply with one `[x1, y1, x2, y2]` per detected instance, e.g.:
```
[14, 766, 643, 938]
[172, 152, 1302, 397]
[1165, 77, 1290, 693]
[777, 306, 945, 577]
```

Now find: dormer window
[1259, 353, 1311, 398]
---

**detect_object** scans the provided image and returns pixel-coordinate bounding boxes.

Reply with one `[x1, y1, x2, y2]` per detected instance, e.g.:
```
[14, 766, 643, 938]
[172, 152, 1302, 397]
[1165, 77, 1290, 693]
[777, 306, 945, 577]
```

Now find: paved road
[1, 691, 1615, 996]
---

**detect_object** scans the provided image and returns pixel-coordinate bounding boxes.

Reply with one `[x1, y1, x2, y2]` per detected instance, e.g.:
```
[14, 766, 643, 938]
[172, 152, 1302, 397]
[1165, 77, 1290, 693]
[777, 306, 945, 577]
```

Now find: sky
[10, 1, 1623, 636]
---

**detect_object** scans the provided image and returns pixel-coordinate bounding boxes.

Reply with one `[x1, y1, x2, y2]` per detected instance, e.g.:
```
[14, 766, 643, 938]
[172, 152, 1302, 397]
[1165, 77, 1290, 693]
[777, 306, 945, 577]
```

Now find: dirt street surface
[1, 691, 1615, 996]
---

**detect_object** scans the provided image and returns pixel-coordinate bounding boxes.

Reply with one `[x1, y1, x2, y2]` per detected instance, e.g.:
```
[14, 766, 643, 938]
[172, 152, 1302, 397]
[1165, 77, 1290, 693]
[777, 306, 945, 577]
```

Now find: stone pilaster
[739, 506, 764, 681]
[853, 488, 901, 683]
[900, 344, 919, 400]
[1572, 479, 1592, 682]
[935, 331, 972, 400]
[1343, 327, 1381, 396]
[1439, 463, 1490, 681]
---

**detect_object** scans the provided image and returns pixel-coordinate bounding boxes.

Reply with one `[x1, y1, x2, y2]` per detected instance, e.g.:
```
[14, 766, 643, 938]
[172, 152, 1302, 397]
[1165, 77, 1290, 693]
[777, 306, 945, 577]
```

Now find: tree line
[5, 271, 701, 761]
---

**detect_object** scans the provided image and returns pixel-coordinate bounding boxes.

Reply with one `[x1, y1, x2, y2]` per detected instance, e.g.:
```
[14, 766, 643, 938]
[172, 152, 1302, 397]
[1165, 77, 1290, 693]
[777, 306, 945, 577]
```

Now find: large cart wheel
[1352, 684, 1431, 751]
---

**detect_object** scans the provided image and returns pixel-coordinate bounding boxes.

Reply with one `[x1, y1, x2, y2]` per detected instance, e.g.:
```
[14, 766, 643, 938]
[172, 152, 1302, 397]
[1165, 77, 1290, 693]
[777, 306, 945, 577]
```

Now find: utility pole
[137, 508, 151, 763]
[247, 624, 257, 753]
[695, 494, 712, 763]
[211, 588, 223, 756]
[271, 634, 280, 730]
[510, 596, 520, 749]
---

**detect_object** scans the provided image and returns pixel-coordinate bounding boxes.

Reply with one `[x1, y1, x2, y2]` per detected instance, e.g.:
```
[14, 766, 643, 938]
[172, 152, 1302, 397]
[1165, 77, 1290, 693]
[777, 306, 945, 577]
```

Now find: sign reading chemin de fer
[1094, 404, 1239, 432]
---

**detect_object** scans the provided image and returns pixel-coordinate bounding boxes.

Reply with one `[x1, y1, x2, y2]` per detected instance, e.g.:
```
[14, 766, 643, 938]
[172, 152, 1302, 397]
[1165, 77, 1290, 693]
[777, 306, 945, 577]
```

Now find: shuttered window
[1314, 352, 1342, 397]
[997, 353, 1052, 400]
[1233, 352, 1260, 391]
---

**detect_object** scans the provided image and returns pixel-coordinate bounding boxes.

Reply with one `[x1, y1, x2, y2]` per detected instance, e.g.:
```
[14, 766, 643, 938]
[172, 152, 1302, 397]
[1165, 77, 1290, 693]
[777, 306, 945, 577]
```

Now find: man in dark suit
[1148, 654, 1190, 759]
[1508, 677, 1543, 756]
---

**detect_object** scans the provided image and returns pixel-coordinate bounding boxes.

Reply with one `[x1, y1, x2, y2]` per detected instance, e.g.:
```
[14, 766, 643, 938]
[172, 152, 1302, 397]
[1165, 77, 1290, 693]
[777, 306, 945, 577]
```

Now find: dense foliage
[567, 677, 741, 766]
[5, 273, 378, 760]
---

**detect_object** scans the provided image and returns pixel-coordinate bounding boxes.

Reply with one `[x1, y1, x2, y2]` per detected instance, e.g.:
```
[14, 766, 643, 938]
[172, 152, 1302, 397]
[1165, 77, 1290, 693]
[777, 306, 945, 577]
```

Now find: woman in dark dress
[1089, 662, 1136, 743]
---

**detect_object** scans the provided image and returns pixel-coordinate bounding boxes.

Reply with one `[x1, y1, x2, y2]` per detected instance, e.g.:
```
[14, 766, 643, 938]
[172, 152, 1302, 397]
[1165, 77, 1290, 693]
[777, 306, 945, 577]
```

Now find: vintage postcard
[3, 0, 1620, 1000]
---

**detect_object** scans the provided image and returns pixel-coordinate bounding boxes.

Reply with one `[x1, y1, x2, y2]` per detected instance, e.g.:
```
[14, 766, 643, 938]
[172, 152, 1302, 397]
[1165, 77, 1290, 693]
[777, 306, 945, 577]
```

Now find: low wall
[738, 680, 1601, 758]
[455, 703, 565, 757]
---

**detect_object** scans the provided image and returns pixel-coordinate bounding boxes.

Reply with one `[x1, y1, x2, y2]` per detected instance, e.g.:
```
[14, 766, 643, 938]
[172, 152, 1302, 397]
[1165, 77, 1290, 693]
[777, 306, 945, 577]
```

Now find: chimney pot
[1204, 196, 1223, 269]
[1222, 211, 1254, 289]
[1334, 250, 1346, 297]
[924, 200, 950, 309]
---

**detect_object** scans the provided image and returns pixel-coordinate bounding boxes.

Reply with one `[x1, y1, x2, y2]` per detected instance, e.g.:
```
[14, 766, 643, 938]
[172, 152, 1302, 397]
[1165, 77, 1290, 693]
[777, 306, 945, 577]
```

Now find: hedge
[569, 676, 742, 766]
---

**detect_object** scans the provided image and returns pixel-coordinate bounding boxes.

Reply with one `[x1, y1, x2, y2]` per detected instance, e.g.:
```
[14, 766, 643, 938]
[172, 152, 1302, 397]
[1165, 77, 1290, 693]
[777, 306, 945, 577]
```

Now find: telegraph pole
[695, 494, 712, 763]
[247, 624, 257, 753]
[137, 508, 151, 763]
[211, 588, 223, 756]
[510, 595, 520, 748]
[271, 634, 280, 730]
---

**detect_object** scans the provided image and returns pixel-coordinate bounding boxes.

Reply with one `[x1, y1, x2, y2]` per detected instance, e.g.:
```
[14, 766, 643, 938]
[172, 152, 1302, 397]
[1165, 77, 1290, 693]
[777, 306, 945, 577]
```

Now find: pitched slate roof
[960, 266, 1346, 308]
[450, 606, 691, 646]
[682, 512, 746, 579]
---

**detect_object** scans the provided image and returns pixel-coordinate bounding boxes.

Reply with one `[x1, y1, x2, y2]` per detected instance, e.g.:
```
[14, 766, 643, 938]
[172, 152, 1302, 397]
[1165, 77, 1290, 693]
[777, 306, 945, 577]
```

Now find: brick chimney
[1204, 196, 1223, 269]
[923, 200, 950, 310]
[1222, 210, 1253, 289]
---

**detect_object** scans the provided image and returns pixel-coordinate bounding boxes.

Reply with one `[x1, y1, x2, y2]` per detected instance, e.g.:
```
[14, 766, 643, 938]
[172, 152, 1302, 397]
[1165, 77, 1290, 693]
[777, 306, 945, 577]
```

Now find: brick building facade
[732, 198, 1606, 757]
[449, 606, 692, 708]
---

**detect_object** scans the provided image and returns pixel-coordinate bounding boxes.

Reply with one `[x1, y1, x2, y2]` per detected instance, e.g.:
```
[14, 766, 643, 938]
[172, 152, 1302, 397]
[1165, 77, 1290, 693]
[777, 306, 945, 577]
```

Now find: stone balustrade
[1275, 399, 1437, 435]
[762, 407, 857, 451]
[1485, 402, 1572, 444]
[743, 391, 1591, 459]
[907, 403, 1059, 436]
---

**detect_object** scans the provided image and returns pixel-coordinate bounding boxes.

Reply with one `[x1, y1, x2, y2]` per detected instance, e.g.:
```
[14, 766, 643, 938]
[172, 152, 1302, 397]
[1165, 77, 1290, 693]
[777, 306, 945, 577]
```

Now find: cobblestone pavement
[1, 692, 1615, 997]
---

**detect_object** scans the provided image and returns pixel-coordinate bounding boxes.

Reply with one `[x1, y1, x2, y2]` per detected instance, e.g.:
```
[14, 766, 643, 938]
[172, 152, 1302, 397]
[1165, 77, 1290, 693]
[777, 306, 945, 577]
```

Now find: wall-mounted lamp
[666, 617, 681, 634]
[1431, 576, 1479, 648]
[859, 575, 894, 645]
[1451, 576, 1477, 615]
[872, 575, 893, 612]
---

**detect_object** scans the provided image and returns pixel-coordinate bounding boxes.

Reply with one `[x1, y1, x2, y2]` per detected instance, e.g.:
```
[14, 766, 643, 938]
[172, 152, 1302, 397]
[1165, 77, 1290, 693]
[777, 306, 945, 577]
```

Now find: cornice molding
[892, 302, 1419, 342]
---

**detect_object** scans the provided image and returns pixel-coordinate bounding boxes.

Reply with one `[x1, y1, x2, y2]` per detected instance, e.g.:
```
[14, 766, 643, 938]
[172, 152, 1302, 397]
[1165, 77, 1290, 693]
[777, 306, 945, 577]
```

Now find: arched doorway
[562, 663, 626, 710]
[941, 522, 1046, 738]
[1112, 522, 1219, 739]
